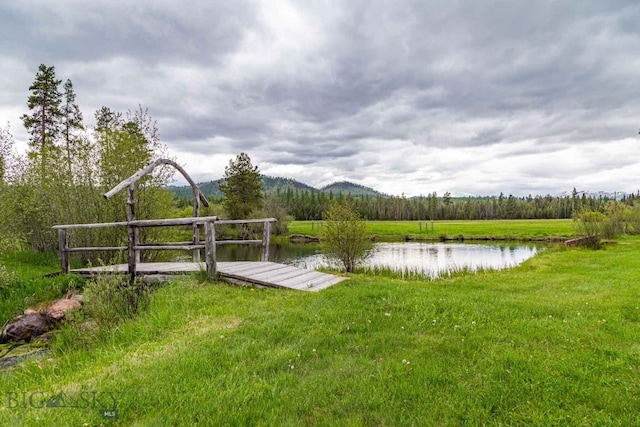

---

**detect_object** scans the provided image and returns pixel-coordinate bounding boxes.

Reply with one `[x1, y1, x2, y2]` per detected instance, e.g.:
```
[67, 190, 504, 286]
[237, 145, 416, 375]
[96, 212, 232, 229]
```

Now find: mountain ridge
[167, 176, 633, 201]
[167, 176, 385, 200]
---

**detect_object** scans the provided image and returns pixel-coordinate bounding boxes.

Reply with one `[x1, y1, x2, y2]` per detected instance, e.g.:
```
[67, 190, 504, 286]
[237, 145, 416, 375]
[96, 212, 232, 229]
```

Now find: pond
[215, 241, 542, 279]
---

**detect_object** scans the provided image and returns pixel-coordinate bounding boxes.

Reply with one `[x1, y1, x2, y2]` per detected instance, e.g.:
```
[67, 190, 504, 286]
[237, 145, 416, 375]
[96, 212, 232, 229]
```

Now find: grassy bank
[0, 252, 81, 324]
[288, 219, 576, 241]
[1, 237, 638, 425]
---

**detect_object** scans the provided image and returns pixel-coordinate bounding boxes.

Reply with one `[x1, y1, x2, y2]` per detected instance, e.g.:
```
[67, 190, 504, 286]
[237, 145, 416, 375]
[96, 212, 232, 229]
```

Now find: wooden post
[204, 220, 217, 278]
[192, 189, 200, 263]
[127, 184, 137, 278]
[58, 228, 69, 274]
[261, 220, 271, 261]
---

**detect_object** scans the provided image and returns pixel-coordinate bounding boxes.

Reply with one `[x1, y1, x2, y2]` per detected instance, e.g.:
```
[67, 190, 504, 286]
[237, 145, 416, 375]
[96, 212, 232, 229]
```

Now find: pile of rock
[0, 295, 82, 344]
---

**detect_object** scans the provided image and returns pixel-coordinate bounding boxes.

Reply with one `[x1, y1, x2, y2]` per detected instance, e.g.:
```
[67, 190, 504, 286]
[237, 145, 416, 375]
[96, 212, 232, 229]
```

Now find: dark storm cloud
[1, 0, 639, 196]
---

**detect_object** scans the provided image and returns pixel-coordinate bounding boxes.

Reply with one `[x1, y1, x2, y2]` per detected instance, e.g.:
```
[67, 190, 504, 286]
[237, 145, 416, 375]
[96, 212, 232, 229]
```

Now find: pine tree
[20, 64, 63, 169]
[62, 79, 84, 168]
[219, 152, 264, 219]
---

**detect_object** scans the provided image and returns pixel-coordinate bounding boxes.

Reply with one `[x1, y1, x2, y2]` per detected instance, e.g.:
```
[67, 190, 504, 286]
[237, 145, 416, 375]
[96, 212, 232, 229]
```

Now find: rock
[46, 299, 81, 320]
[289, 234, 320, 243]
[0, 314, 53, 343]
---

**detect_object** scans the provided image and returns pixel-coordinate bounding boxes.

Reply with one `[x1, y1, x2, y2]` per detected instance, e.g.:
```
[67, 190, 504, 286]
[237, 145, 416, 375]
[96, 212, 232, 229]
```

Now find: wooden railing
[52, 217, 277, 279]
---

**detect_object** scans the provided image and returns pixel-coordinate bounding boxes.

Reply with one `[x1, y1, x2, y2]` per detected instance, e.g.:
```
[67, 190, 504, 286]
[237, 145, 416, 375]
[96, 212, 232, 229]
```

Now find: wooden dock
[71, 262, 346, 292]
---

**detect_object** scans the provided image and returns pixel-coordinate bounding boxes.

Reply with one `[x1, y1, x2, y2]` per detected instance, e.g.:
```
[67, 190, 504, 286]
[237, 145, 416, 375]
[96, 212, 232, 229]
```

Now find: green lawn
[289, 219, 576, 240]
[1, 236, 638, 425]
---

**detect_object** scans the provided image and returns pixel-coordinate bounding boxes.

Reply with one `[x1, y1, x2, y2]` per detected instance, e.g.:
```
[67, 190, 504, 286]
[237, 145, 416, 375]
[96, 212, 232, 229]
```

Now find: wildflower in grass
[402, 359, 410, 365]
[385, 312, 391, 317]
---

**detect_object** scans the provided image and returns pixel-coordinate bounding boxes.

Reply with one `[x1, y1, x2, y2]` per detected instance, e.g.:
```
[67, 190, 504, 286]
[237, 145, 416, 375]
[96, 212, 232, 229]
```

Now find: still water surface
[216, 241, 541, 279]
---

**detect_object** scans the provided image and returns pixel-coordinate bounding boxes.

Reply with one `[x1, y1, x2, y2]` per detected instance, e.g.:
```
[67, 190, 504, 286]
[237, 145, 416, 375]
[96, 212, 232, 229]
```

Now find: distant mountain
[167, 176, 383, 200]
[263, 176, 316, 194]
[320, 181, 385, 197]
[167, 180, 221, 199]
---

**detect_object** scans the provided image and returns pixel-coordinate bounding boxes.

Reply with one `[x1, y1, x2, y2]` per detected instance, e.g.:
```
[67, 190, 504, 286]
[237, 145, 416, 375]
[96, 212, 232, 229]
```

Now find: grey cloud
[0, 1, 256, 65]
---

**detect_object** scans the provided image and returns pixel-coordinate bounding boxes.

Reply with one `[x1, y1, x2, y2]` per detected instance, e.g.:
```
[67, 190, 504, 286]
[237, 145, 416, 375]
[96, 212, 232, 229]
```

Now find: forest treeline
[177, 187, 640, 222]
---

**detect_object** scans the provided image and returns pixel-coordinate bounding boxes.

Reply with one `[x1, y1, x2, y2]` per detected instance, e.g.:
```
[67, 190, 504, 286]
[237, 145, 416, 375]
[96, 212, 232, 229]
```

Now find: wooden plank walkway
[71, 262, 346, 292]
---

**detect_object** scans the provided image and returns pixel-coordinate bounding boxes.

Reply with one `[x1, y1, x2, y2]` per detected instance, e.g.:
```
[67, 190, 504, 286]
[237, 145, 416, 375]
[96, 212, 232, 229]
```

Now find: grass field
[288, 219, 576, 241]
[0, 234, 638, 425]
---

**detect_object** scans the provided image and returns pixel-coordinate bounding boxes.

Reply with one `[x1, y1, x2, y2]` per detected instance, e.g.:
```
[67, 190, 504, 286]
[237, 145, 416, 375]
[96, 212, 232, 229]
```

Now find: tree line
[270, 188, 640, 222]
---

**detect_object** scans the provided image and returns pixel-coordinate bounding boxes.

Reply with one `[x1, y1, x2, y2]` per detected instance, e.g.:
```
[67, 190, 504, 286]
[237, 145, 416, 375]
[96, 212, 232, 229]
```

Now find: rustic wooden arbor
[53, 158, 276, 279]
[102, 158, 210, 267]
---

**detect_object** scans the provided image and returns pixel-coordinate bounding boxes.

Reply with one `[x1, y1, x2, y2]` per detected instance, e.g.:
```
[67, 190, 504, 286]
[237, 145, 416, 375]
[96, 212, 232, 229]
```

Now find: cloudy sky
[1, 1, 639, 197]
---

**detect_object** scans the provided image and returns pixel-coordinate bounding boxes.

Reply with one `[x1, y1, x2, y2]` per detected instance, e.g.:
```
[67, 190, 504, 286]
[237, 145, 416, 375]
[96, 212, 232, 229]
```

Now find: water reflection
[214, 241, 541, 279]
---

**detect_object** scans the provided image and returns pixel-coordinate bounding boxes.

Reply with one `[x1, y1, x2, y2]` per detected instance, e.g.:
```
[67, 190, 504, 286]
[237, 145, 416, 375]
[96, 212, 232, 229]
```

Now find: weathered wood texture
[127, 184, 137, 276]
[58, 229, 69, 274]
[101, 158, 213, 277]
[216, 218, 277, 225]
[262, 221, 271, 261]
[103, 158, 209, 207]
[204, 221, 217, 277]
[71, 262, 346, 292]
[54, 216, 277, 282]
[52, 216, 220, 229]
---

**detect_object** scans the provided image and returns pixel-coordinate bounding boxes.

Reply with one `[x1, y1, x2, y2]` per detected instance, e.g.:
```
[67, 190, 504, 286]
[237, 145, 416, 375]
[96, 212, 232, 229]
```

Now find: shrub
[573, 210, 606, 249]
[320, 201, 372, 273]
[83, 273, 151, 327]
[628, 205, 640, 235]
[601, 201, 629, 239]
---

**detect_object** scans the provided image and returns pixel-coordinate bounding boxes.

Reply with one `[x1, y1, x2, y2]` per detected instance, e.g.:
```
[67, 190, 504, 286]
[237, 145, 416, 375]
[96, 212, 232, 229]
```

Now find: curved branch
[103, 158, 209, 207]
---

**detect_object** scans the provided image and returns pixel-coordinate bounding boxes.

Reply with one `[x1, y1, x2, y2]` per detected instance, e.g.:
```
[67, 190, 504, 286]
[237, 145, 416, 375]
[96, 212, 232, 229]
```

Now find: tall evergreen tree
[219, 152, 264, 219]
[62, 79, 84, 167]
[20, 64, 63, 159]
[95, 106, 123, 131]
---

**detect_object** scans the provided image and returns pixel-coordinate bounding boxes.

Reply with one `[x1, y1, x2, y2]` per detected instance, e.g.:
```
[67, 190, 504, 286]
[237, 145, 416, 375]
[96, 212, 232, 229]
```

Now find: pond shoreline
[398, 235, 567, 243]
[280, 234, 567, 244]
